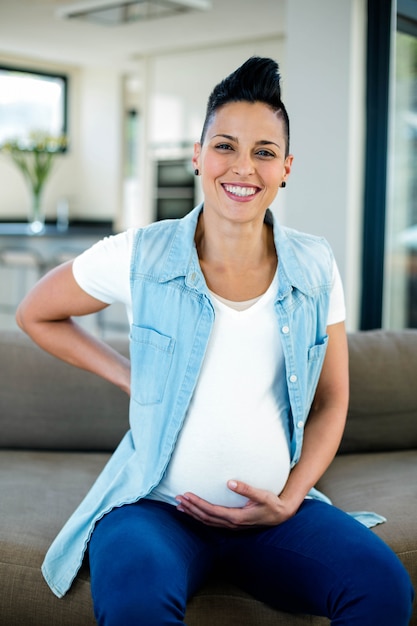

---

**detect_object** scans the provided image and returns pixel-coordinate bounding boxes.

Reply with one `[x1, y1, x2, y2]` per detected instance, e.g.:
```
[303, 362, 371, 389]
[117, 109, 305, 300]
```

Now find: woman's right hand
[16, 260, 131, 394]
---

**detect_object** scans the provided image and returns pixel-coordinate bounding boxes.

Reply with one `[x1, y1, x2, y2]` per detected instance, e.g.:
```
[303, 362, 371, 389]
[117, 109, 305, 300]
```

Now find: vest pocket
[130, 325, 175, 405]
[307, 335, 328, 362]
[306, 335, 329, 401]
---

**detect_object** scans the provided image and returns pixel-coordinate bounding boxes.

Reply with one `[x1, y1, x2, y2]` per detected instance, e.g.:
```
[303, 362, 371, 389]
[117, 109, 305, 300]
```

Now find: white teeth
[224, 184, 257, 197]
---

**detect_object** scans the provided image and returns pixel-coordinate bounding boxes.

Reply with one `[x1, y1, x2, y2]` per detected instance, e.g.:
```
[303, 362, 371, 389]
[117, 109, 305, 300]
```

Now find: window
[0, 66, 67, 146]
[383, 24, 417, 327]
[360, 0, 417, 329]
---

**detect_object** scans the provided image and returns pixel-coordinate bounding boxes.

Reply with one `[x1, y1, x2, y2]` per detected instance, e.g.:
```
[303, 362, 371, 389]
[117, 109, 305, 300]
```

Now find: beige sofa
[0, 328, 416, 625]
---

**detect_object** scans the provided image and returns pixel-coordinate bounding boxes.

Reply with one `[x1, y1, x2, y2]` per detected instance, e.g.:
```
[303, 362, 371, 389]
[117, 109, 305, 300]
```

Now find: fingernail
[228, 480, 238, 489]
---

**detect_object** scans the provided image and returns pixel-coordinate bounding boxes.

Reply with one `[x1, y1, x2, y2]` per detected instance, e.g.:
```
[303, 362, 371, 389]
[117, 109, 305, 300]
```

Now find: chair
[0, 246, 45, 318]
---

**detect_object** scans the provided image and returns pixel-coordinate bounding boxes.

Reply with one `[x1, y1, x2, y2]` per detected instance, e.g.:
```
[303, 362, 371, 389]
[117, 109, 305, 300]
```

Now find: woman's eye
[215, 143, 233, 151]
[256, 149, 275, 158]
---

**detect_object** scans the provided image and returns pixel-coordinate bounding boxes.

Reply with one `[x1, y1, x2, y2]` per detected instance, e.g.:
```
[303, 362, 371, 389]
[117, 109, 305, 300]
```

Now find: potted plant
[0, 131, 67, 234]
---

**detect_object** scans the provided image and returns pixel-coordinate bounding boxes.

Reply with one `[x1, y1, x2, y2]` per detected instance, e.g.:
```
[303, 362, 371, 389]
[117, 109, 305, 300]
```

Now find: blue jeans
[89, 498, 414, 625]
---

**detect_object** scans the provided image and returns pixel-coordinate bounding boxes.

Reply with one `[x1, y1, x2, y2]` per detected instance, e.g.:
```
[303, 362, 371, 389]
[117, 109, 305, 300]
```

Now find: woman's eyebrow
[210, 133, 237, 141]
[256, 139, 281, 149]
[211, 134, 281, 149]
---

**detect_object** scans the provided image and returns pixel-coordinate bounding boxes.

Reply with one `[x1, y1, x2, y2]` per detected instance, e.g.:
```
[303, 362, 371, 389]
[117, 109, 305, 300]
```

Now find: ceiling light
[56, 0, 212, 26]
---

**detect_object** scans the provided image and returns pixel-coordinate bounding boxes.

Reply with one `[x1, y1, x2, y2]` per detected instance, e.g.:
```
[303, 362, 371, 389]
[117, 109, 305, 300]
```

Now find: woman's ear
[192, 142, 201, 173]
[283, 154, 294, 183]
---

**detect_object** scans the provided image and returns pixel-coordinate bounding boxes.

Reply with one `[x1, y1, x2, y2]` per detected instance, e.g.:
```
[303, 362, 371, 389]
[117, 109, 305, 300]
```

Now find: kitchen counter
[0, 222, 114, 237]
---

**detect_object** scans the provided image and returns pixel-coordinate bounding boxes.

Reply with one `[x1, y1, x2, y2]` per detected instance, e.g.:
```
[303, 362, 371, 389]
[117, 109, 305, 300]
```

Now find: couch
[1, 328, 416, 625]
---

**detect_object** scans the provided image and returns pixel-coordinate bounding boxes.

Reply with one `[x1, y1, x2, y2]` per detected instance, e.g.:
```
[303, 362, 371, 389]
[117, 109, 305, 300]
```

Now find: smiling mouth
[222, 184, 259, 198]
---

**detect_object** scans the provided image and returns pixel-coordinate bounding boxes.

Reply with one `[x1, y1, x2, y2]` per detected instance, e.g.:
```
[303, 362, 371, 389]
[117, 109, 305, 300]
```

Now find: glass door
[383, 18, 417, 328]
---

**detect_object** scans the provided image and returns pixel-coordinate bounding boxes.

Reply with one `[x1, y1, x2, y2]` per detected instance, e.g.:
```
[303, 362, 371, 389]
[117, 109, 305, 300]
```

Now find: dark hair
[200, 56, 290, 156]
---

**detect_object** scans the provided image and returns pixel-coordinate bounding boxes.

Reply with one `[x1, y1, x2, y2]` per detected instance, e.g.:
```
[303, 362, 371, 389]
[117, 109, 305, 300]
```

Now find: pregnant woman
[17, 56, 413, 625]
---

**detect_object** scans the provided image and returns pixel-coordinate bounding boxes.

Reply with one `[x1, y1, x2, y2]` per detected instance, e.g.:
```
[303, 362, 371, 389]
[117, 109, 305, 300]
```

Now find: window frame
[0, 64, 68, 149]
[360, 0, 393, 329]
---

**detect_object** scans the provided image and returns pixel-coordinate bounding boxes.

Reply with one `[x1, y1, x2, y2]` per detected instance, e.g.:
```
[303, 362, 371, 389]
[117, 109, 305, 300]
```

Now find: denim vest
[41, 205, 357, 598]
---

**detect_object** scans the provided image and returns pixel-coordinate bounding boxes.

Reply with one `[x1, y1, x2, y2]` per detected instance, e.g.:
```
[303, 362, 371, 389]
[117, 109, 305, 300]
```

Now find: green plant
[1, 131, 67, 198]
[1, 131, 67, 231]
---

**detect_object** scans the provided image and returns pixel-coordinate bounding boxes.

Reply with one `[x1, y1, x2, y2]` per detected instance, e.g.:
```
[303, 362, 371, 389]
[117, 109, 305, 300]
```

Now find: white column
[284, 0, 367, 330]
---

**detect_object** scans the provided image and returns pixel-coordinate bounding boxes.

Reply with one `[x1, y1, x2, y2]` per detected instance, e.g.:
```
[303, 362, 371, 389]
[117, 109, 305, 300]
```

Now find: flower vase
[28, 189, 45, 234]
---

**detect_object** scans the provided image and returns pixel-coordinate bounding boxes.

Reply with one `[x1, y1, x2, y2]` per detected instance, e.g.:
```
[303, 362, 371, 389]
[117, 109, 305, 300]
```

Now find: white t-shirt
[72, 229, 346, 326]
[73, 230, 346, 507]
[148, 272, 292, 507]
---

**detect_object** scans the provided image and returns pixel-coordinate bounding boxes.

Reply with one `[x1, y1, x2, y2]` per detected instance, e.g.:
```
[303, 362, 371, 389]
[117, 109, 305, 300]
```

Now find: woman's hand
[175, 480, 300, 529]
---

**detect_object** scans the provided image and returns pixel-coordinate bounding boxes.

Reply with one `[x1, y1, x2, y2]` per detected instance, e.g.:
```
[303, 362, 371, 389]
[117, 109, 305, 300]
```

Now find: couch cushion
[0, 450, 332, 625]
[317, 450, 417, 589]
[0, 450, 417, 626]
[186, 581, 329, 625]
[319, 450, 417, 624]
[0, 450, 104, 626]
[0, 450, 110, 569]
[0, 331, 129, 451]
[340, 330, 417, 453]
[2, 449, 416, 625]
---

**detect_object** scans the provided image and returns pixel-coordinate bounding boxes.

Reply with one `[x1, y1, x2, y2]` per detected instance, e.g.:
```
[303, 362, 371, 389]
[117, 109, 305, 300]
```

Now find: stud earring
[281, 181, 286, 188]
[194, 169, 199, 176]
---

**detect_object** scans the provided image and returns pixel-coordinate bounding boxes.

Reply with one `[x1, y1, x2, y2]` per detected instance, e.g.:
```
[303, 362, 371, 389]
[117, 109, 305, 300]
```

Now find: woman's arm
[176, 321, 349, 528]
[16, 261, 131, 395]
[277, 320, 349, 513]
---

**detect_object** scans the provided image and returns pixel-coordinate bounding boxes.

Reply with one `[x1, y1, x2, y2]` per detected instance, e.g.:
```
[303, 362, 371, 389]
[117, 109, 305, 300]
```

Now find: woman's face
[193, 100, 293, 228]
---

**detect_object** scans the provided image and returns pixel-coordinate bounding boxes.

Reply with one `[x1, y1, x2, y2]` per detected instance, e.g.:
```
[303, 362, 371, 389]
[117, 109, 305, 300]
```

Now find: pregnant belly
[151, 422, 291, 508]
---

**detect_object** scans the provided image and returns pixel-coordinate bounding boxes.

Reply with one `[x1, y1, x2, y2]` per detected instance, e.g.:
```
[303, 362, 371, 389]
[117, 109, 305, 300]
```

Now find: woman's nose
[232, 152, 255, 176]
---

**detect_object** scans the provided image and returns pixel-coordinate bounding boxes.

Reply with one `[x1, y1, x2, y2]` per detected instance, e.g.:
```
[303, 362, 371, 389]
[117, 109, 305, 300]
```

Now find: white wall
[149, 39, 285, 146]
[285, 0, 366, 330]
[76, 67, 123, 222]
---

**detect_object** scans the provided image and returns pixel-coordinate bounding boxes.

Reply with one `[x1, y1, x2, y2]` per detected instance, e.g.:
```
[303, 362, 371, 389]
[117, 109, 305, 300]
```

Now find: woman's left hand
[175, 480, 300, 529]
